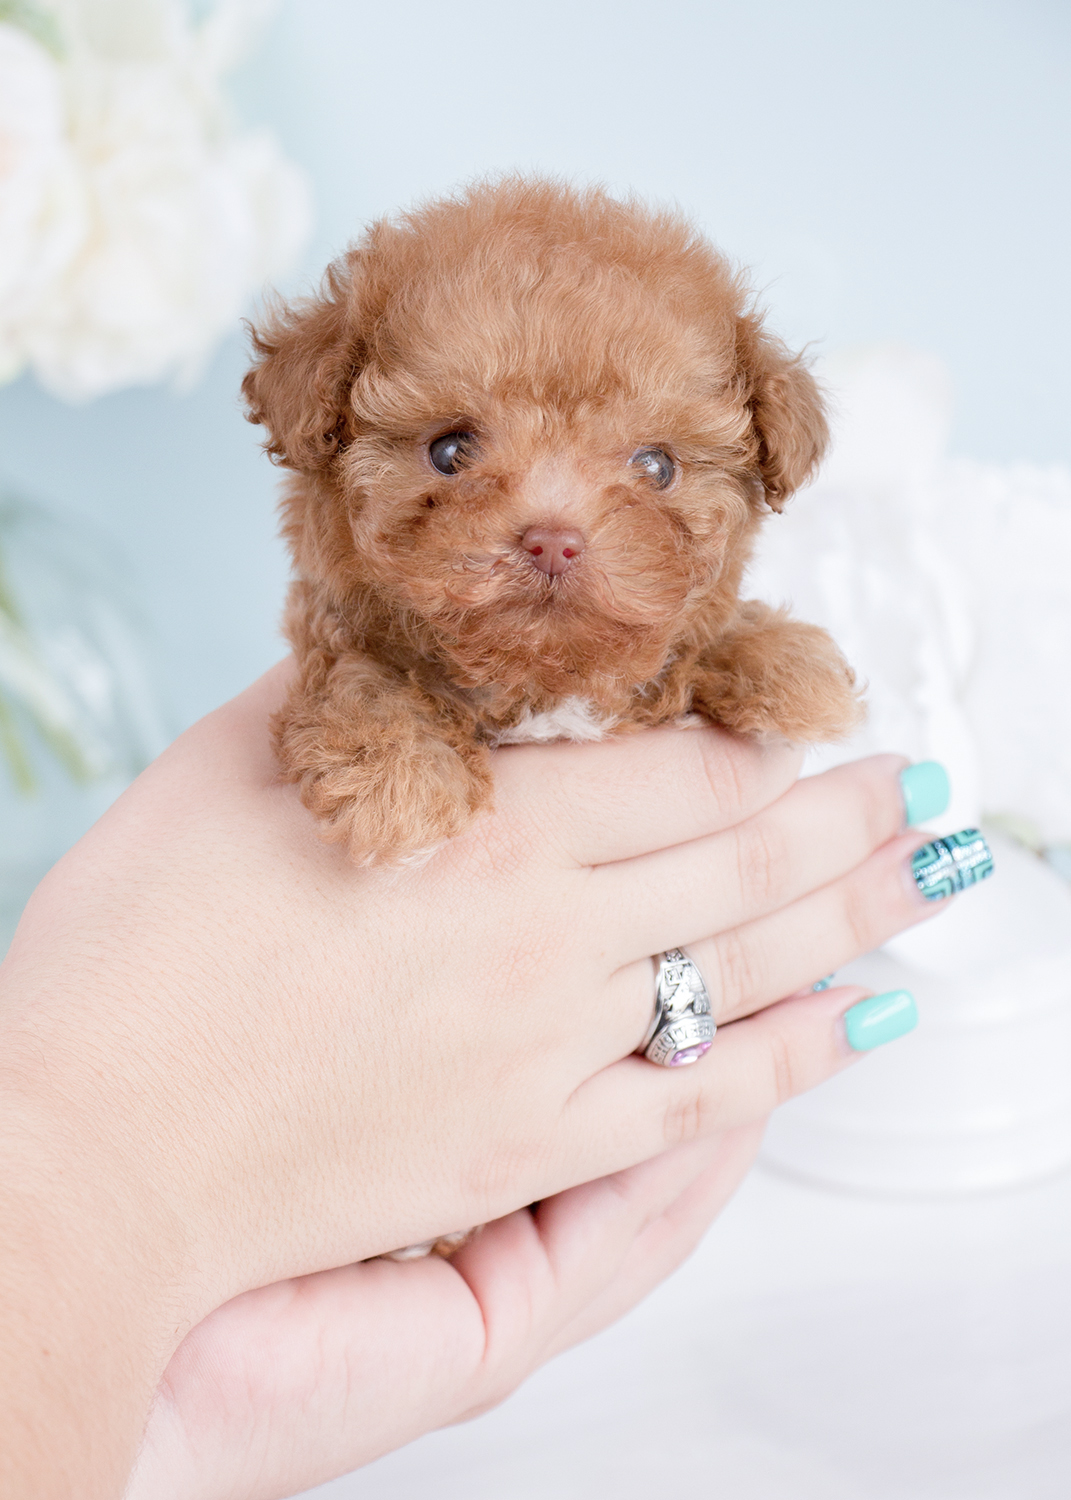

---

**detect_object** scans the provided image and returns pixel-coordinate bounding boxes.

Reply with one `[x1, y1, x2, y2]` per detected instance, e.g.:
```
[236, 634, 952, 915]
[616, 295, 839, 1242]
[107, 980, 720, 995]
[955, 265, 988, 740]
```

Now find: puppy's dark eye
[629, 447, 676, 489]
[428, 430, 478, 475]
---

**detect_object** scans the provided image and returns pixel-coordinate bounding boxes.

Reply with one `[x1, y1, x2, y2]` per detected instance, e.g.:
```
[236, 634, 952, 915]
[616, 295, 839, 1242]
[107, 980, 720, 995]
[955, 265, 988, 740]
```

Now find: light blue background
[1, 0, 1068, 737]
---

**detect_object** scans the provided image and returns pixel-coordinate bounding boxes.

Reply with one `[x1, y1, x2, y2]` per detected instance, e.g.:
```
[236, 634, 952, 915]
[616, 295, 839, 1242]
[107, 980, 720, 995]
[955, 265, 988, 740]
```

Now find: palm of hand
[128, 1130, 761, 1500]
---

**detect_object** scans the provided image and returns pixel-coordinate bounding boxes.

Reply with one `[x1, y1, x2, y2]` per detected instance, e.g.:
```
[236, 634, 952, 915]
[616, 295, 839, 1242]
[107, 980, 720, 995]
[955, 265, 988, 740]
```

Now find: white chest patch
[492, 696, 616, 745]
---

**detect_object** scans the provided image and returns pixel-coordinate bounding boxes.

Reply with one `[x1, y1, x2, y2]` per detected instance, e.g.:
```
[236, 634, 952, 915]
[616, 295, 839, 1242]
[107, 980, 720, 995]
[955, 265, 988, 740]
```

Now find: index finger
[492, 724, 804, 866]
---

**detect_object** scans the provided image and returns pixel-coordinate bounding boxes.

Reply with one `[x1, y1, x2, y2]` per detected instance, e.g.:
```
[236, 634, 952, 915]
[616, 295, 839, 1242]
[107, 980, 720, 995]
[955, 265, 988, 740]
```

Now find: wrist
[0, 950, 216, 1498]
[0, 1099, 199, 1499]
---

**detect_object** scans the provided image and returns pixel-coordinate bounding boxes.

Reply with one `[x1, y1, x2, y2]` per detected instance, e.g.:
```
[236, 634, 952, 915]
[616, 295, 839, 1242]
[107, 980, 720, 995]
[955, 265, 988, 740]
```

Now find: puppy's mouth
[440, 534, 682, 617]
[361, 486, 712, 696]
[394, 532, 699, 698]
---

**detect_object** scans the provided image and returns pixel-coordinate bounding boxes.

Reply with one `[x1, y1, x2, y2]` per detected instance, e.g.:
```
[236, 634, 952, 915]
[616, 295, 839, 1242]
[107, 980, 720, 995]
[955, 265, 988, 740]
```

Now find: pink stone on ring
[669, 1040, 713, 1067]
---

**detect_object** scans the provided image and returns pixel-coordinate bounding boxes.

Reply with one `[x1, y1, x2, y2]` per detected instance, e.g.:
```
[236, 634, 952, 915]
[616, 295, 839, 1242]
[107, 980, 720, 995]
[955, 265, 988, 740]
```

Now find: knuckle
[696, 728, 750, 825]
[766, 1027, 799, 1107]
[733, 817, 785, 913]
[660, 1084, 711, 1148]
[712, 929, 764, 1018]
[861, 758, 904, 845]
[840, 875, 878, 957]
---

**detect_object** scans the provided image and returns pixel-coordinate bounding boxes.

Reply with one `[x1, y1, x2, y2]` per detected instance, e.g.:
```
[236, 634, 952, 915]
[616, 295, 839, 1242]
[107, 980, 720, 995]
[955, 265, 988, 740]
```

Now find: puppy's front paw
[286, 731, 493, 865]
[382, 1227, 479, 1261]
[693, 609, 864, 743]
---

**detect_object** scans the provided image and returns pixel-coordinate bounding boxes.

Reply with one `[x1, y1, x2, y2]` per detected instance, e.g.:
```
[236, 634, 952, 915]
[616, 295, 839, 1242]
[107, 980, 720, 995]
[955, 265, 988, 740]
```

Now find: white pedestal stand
[304, 829, 1071, 1500]
[763, 830, 1071, 1195]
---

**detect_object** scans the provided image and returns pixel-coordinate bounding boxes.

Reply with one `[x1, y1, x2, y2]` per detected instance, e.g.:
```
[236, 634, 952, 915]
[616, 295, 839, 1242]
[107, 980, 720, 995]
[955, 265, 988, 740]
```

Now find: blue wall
[1, 0, 1067, 735]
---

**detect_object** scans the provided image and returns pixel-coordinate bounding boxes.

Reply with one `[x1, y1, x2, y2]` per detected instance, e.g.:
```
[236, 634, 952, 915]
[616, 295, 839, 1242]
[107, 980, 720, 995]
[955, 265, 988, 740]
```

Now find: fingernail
[812, 974, 835, 992]
[844, 989, 918, 1051]
[900, 761, 951, 826]
[911, 829, 995, 901]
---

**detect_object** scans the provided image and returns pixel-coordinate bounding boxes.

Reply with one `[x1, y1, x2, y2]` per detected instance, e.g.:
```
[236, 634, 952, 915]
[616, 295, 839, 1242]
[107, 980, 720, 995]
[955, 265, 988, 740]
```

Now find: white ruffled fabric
[0, 0, 311, 400]
[748, 344, 1071, 849]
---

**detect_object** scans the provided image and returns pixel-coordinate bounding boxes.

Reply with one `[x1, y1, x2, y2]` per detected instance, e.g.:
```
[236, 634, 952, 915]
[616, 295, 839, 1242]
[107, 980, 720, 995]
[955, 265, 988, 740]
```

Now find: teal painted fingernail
[911, 828, 994, 901]
[900, 761, 951, 826]
[844, 990, 918, 1051]
[812, 974, 835, 992]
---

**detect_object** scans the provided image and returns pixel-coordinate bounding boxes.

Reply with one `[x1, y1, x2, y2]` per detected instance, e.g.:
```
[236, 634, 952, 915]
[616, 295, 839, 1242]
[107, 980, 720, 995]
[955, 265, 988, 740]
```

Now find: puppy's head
[244, 178, 827, 699]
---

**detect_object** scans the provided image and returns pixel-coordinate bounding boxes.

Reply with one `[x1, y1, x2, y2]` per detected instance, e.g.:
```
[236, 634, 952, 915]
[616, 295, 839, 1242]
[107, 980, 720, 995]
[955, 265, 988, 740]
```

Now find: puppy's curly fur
[244, 178, 862, 864]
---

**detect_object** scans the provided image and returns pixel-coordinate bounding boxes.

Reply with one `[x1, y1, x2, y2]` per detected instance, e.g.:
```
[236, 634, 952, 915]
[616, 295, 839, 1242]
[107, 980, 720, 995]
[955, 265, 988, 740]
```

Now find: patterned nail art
[911, 829, 994, 901]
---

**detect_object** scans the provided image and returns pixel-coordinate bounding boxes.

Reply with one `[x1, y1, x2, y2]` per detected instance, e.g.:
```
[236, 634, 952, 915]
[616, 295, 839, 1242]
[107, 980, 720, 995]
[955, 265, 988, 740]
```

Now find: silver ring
[638, 948, 716, 1067]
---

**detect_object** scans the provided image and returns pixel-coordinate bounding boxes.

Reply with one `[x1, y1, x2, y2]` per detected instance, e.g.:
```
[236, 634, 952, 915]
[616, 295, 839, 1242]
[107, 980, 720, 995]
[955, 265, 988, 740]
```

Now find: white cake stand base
[762, 829, 1071, 1196]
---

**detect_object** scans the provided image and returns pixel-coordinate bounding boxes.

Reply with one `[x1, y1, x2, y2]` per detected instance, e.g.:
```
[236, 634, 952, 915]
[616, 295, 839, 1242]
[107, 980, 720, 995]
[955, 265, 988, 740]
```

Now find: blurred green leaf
[0, 0, 63, 55]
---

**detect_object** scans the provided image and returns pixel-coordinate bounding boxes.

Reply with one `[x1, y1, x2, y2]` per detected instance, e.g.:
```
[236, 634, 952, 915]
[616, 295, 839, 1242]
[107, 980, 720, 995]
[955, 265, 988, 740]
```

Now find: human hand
[129, 1127, 771, 1500]
[1, 660, 947, 1496]
[3, 661, 934, 1298]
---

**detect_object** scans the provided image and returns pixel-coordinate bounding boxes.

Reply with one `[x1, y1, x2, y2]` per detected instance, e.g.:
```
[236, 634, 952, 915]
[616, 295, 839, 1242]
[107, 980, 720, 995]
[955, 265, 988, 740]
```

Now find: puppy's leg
[275, 651, 493, 863]
[688, 601, 863, 742]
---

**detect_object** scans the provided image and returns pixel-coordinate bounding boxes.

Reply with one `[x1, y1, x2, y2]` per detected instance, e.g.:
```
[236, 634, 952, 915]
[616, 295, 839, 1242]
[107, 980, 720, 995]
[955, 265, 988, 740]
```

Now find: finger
[493, 723, 803, 867]
[598, 753, 909, 960]
[608, 827, 938, 1056]
[133, 1254, 484, 1500]
[543, 1123, 765, 1360]
[533, 1134, 744, 1277]
[451, 1132, 759, 1415]
[690, 828, 939, 1023]
[560, 985, 870, 1184]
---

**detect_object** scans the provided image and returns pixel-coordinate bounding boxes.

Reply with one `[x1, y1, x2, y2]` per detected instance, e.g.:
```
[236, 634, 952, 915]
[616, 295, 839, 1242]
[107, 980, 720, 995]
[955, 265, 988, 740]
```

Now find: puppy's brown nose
[521, 525, 585, 577]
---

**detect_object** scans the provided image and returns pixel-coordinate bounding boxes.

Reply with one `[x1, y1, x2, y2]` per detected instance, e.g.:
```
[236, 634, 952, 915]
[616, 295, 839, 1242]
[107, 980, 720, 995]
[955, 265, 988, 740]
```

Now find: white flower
[0, 0, 311, 400]
[748, 344, 1071, 845]
[0, 23, 86, 383]
[940, 457, 1071, 845]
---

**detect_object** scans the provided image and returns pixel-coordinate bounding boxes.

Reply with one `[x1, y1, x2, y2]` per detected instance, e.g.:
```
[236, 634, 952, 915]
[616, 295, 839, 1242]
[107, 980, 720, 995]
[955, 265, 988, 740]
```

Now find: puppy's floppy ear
[736, 313, 829, 511]
[242, 256, 361, 473]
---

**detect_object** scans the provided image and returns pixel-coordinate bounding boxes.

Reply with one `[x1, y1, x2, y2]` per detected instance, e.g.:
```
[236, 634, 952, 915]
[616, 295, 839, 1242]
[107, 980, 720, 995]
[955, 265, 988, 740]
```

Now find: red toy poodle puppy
[244, 177, 861, 864]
